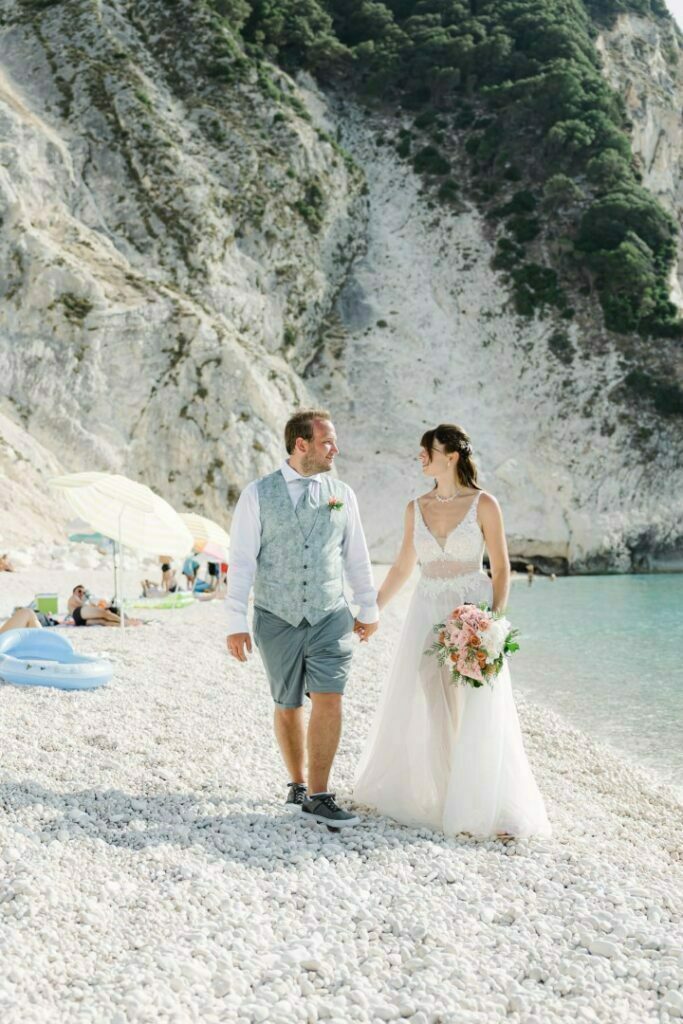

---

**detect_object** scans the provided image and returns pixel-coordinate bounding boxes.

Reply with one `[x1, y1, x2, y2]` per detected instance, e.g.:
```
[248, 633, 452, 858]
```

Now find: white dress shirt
[226, 460, 379, 635]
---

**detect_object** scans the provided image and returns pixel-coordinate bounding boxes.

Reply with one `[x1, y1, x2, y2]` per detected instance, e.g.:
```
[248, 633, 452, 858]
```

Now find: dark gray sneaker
[301, 792, 361, 829]
[285, 782, 308, 811]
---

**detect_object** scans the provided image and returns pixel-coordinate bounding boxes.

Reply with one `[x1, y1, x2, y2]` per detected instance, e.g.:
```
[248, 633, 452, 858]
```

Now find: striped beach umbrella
[179, 513, 230, 555]
[199, 539, 229, 563]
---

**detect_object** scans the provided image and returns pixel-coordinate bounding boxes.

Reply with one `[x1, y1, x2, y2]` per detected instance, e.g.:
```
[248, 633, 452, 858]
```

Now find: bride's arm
[377, 502, 418, 611]
[479, 493, 511, 613]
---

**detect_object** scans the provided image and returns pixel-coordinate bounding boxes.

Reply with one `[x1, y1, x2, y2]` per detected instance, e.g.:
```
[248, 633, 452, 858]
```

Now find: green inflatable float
[130, 592, 195, 610]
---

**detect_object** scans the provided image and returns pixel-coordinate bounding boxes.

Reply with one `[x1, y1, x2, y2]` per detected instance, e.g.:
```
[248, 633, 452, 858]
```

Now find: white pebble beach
[1, 568, 682, 1024]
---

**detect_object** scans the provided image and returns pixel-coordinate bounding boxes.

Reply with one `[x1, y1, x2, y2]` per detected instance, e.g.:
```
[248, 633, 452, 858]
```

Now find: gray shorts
[253, 604, 355, 709]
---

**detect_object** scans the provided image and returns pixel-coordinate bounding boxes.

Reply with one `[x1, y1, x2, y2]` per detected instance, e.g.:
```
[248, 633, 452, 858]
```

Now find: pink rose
[459, 606, 486, 630]
[449, 625, 476, 649]
[457, 649, 483, 682]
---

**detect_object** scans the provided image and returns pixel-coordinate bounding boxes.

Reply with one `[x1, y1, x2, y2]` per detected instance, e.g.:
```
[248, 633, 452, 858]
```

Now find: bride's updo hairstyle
[421, 424, 480, 490]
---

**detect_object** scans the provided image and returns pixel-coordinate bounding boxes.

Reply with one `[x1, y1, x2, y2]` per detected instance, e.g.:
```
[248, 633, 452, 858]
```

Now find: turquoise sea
[508, 574, 683, 794]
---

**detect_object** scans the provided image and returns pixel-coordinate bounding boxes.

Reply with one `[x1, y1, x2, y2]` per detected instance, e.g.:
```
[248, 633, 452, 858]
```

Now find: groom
[226, 409, 379, 828]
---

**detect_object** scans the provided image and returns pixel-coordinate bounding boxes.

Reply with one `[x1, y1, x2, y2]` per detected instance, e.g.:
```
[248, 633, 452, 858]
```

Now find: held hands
[228, 621, 377, 656]
[226, 632, 252, 662]
[353, 619, 379, 643]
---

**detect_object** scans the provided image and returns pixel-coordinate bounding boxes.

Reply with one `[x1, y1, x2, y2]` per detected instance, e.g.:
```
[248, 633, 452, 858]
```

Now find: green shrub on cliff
[205, 0, 679, 336]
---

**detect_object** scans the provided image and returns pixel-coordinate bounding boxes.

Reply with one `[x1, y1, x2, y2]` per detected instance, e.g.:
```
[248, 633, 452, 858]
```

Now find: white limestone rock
[0, 4, 681, 573]
[304, 97, 683, 571]
[0, 1, 363, 540]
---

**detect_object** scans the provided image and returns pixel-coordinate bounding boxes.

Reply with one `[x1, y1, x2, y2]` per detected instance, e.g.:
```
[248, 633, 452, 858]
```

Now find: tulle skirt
[354, 573, 551, 838]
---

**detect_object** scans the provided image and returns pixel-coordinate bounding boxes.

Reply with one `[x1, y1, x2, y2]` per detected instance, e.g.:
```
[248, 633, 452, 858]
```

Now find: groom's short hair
[284, 408, 332, 454]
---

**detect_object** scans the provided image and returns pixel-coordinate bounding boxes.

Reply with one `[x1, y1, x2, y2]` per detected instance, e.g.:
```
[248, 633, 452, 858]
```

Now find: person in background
[142, 562, 178, 597]
[69, 584, 141, 627]
[182, 554, 200, 590]
[0, 607, 41, 632]
[161, 562, 178, 592]
[67, 584, 89, 618]
[0, 554, 15, 572]
[206, 560, 219, 591]
[526, 563, 535, 586]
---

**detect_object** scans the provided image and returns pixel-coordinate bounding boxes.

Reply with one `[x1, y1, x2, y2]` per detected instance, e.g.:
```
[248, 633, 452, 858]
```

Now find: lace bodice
[414, 493, 488, 596]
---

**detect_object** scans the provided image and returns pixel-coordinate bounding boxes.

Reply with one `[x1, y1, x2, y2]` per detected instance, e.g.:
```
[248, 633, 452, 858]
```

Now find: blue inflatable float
[0, 629, 112, 691]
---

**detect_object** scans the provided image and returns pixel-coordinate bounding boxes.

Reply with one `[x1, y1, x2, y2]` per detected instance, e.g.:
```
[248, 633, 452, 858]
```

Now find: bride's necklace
[434, 489, 468, 503]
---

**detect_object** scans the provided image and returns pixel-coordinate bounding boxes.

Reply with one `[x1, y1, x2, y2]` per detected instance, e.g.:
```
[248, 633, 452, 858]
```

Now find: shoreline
[0, 568, 681, 1022]
[2, 564, 681, 796]
[2, 544, 683, 581]
[2, 565, 681, 799]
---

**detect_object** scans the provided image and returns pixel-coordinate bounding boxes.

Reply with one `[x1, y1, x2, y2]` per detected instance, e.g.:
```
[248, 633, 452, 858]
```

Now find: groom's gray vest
[254, 470, 350, 627]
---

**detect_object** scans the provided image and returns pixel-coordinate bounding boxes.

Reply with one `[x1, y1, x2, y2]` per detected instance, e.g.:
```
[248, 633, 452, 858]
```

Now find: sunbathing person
[161, 562, 178, 592]
[140, 578, 166, 598]
[141, 561, 178, 598]
[68, 584, 141, 627]
[0, 607, 41, 633]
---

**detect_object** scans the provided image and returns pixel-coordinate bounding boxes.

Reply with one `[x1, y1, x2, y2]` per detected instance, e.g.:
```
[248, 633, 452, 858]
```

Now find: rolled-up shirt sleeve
[342, 488, 379, 623]
[225, 482, 261, 635]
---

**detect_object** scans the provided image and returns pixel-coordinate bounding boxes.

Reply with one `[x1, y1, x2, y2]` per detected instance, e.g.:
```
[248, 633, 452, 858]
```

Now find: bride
[354, 423, 551, 839]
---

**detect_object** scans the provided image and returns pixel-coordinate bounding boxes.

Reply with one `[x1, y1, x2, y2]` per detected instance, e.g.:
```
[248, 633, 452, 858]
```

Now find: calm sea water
[508, 574, 683, 793]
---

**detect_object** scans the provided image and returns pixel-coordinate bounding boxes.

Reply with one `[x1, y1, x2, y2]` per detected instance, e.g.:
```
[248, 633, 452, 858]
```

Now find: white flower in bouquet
[484, 617, 511, 662]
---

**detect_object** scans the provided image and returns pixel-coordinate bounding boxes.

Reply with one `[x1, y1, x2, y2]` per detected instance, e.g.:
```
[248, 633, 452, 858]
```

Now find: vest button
[302, 597, 307, 602]
[302, 581, 307, 586]
[303, 565, 308, 569]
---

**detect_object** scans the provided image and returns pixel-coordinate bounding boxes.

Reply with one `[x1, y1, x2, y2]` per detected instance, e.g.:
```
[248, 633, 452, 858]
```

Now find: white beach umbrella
[51, 472, 192, 556]
[50, 472, 193, 629]
[179, 513, 230, 553]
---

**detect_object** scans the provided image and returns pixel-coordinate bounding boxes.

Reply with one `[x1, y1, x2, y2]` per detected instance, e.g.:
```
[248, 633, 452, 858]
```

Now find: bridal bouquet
[427, 603, 520, 688]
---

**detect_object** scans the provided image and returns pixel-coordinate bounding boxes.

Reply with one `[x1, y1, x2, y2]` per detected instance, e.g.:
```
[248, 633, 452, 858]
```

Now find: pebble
[662, 991, 683, 1017]
[300, 960, 327, 973]
[373, 1005, 399, 1021]
[588, 939, 619, 958]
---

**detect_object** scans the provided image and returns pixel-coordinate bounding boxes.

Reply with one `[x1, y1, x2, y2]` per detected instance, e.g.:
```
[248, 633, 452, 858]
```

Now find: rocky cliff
[597, 13, 683, 305]
[304, 94, 683, 572]
[0, 2, 681, 571]
[0, 0, 363, 535]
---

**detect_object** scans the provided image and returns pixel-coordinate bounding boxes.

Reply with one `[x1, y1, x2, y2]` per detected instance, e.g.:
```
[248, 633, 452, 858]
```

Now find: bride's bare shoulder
[477, 490, 503, 514]
[403, 499, 419, 523]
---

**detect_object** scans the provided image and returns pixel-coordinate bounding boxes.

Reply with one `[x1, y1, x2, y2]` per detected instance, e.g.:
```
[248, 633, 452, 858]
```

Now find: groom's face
[302, 418, 339, 474]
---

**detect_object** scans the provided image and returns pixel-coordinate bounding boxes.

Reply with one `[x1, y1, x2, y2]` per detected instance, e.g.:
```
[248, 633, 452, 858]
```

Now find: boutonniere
[327, 496, 344, 511]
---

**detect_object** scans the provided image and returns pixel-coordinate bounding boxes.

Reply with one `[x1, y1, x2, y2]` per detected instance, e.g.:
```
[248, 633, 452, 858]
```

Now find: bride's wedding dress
[354, 492, 551, 838]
